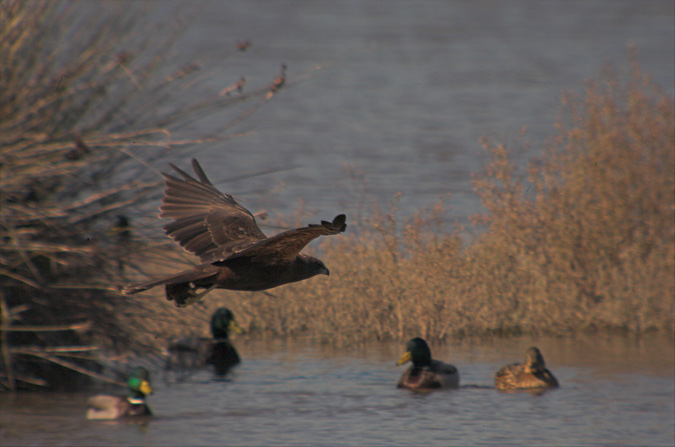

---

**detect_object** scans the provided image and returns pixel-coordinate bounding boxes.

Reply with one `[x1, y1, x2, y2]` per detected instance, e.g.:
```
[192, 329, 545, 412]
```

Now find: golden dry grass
[147, 51, 673, 347]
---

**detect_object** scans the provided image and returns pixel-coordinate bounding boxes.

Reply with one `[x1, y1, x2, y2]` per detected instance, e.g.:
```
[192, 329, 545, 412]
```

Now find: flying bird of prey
[125, 159, 346, 307]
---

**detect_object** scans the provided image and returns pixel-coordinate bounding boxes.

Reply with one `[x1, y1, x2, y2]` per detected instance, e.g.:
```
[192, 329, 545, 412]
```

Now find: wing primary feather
[158, 159, 268, 262]
[168, 163, 196, 182]
[191, 158, 214, 186]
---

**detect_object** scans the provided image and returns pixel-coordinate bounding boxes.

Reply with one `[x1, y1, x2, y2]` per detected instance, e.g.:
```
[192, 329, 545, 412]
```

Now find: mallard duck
[165, 307, 243, 376]
[396, 337, 459, 390]
[494, 347, 559, 390]
[86, 367, 153, 420]
[207, 307, 243, 375]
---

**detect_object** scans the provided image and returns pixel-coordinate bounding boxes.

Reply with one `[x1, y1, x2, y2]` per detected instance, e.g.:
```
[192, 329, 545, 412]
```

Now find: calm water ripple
[117, 1, 675, 225]
[2, 336, 673, 446]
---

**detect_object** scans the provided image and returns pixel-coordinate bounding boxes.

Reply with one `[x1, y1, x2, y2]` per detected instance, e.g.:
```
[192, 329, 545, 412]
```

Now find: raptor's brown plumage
[125, 159, 346, 307]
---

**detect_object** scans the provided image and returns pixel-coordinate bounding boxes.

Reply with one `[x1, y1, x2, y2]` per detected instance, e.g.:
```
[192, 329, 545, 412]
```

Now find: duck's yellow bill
[140, 380, 153, 395]
[229, 319, 244, 334]
[396, 351, 412, 366]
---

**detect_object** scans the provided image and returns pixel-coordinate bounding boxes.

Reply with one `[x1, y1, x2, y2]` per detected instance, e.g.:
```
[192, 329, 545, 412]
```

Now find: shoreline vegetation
[1, 3, 673, 390]
[0, 1, 294, 390]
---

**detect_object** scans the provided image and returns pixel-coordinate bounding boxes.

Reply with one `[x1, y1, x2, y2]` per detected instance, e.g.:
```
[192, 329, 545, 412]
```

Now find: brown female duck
[495, 347, 559, 390]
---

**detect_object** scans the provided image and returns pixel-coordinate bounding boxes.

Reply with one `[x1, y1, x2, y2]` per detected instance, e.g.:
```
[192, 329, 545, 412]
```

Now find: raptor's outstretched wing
[160, 159, 267, 263]
[216, 214, 347, 265]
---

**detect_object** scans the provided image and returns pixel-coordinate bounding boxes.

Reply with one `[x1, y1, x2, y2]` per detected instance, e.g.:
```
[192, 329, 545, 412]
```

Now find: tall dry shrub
[472, 53, 674, 334]
[202, 196, 468, 346]
[0, 1, 282, 390]
[212, 54, 674, 344]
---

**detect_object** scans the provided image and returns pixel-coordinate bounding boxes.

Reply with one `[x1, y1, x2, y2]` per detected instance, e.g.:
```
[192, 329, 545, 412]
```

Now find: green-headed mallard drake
[86, 367, 153, 420]
[494, 347, 559, 390]
[207, 307, 242, 375]
[165, 307, 243, 376]
[396, 337, 459, 390]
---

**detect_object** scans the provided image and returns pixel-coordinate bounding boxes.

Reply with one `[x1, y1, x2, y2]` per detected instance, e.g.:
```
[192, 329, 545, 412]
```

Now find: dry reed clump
[199, 54, 673, 345]
[0, 1, 286, 390]
[470, 52, 674, 335]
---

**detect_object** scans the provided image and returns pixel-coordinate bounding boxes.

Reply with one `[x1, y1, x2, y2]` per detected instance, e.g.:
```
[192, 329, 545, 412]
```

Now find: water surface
[2, 336, 673, 446]
[168, 0, 675, 224]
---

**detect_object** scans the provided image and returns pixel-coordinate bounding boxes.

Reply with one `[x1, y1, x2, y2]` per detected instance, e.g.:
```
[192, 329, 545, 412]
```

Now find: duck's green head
[524, 347, 546, 372]
[210, 307, 243, 339]
[127, 367, 153, 399]
[397, 337, 432, 367]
